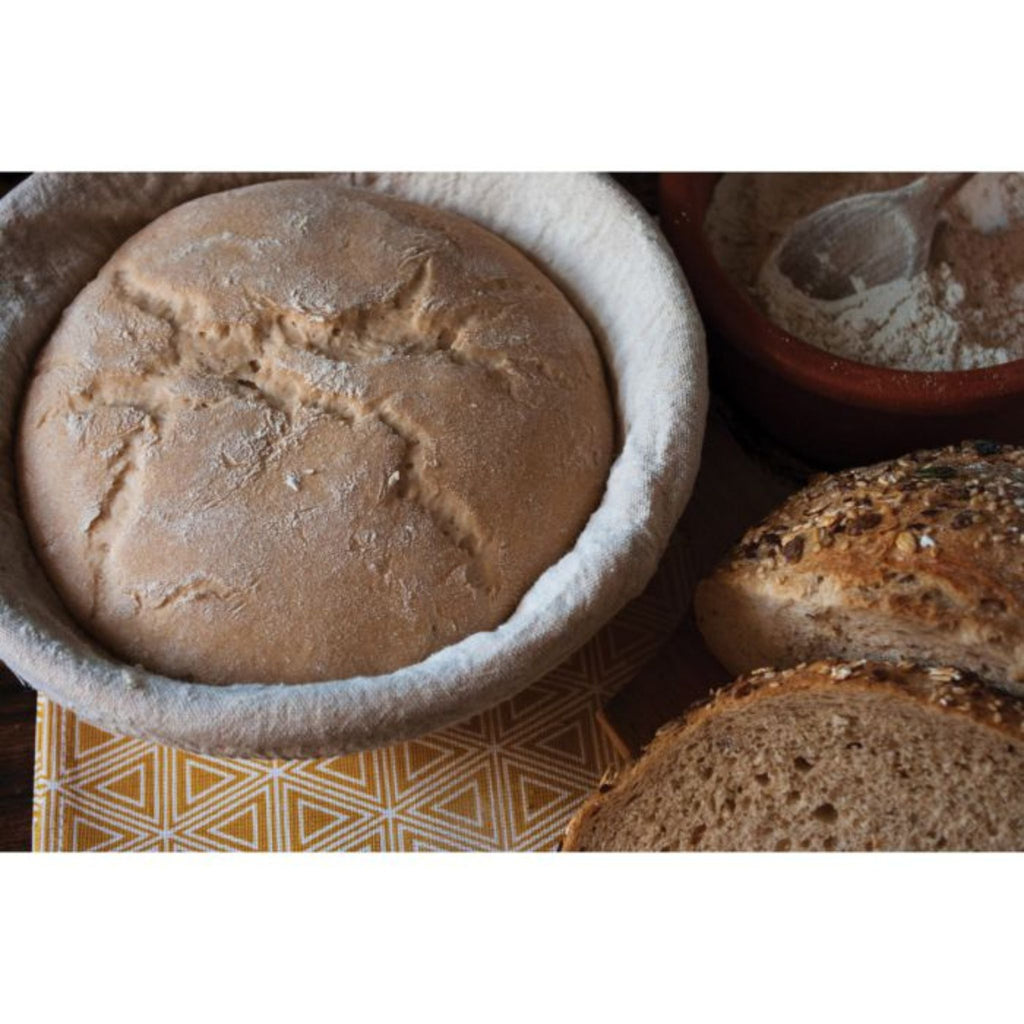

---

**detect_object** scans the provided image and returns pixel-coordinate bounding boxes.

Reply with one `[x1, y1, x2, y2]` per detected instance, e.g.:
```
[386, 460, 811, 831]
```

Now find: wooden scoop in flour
[775, 172, 973, 301]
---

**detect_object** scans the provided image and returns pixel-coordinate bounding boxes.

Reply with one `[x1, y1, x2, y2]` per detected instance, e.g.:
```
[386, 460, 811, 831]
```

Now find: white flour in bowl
[705, 173, 1024, 372]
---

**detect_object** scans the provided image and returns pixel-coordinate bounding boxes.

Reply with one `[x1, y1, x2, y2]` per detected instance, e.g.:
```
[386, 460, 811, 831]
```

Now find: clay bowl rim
[660, 172, 1024, 418]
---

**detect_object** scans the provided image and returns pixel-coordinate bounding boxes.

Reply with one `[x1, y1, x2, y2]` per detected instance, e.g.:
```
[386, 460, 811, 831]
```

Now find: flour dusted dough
[17, 180, 615, 684]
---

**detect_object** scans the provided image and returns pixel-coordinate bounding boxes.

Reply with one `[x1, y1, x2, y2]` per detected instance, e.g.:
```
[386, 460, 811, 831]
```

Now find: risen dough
[17, 179, 615, 684]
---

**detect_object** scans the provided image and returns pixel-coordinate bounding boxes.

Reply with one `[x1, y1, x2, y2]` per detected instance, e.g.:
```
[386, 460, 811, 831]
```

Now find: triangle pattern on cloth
[171, 752, 266, 818]
[282, 785, 369, 850]
[90, 750, 160, 824]
[186, 763, 231, 804]
[493, 679, 577, 740]
[550, 642, 592, 681]
[34, 593, 643, 850]
[537, 720, 589, 766]
[521, 704, 601, 771]
[501, 761, 581, 840]
[388, 734, 475, 801]
[297, 751, 383, 802]
[73, 718, 121, 761]
[188, 788, 273, 851]
[396, 822, 476, 853]
[66, 808, 144, 852]
[346, 823, 387, 852]
[450, 711, 491, 741]
[410, 762, 500, 846]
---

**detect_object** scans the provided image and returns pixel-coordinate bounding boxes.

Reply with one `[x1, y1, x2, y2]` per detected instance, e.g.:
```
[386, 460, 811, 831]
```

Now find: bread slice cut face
[563, 660, 1024, 852]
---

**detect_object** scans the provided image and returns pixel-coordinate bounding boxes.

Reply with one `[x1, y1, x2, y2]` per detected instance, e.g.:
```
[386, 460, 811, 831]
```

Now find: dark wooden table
[0, 171, 661, 853]
[2, 172, 35, 850]
[0, 666, 35, 851]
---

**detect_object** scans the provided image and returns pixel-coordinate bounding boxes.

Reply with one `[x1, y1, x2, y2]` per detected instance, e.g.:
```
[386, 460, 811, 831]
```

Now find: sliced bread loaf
[694, 441, 1024, 693]
[563, 659, 1024, 851]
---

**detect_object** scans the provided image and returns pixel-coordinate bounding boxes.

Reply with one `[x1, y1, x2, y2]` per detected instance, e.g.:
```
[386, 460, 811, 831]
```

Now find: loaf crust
[562, 658, 1024, 851]
[16, 179, 615, 684]
[694, 442, 1024, 691]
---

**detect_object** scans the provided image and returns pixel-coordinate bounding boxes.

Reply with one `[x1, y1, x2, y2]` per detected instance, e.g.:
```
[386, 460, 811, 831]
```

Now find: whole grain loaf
[694, 442, 1024, 693]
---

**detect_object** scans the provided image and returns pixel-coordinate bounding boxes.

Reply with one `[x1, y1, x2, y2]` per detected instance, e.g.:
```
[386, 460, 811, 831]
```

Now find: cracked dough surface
[16, 179, 615, 684]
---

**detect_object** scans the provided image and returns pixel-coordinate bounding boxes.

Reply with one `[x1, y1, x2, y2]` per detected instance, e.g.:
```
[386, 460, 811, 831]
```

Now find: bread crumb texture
[695, 442, 1024, 691]
[17, 180, 615, 684]
[563, 659, 1024, 851]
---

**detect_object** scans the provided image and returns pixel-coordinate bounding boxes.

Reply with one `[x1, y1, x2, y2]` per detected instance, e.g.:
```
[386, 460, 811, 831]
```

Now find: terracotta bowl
[659, 172, 1024, 468]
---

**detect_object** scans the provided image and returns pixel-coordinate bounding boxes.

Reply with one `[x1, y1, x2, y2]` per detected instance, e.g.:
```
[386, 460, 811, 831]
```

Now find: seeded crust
[562, 659, 1024, 851]
[16, 180, 615, 684]
[694, 442, 1024, 693]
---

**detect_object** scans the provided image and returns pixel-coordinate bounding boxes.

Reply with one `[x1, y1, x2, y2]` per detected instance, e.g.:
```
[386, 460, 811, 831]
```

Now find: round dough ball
[17, 179, 615, 684]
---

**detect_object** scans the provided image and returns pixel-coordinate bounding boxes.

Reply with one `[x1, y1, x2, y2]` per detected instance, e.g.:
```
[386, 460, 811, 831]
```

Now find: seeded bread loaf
[694, 442, 1024, 693]
[16, 179, 615, 685]
[563, 659, 1024, 851]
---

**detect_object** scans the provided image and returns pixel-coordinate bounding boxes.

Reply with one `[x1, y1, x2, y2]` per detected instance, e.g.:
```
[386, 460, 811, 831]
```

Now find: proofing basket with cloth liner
[0, 172, 707, 756]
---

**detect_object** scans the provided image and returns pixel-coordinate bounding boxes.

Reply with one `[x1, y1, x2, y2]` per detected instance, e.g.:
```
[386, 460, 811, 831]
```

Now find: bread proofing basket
[0, 172, 707, 756]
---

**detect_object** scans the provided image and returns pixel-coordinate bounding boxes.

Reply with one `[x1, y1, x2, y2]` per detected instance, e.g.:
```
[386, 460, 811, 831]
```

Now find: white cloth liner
[0, 172, 707, 756]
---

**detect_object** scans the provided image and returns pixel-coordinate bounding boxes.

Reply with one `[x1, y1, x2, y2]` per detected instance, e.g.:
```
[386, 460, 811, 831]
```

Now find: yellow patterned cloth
[32, 531, 687, 851]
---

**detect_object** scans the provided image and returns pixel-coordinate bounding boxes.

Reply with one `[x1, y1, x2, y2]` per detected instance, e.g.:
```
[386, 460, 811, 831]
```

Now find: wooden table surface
[1, 172, 35, 850]
[0, 666, 35, 851]
[0, 171, 661, 853]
